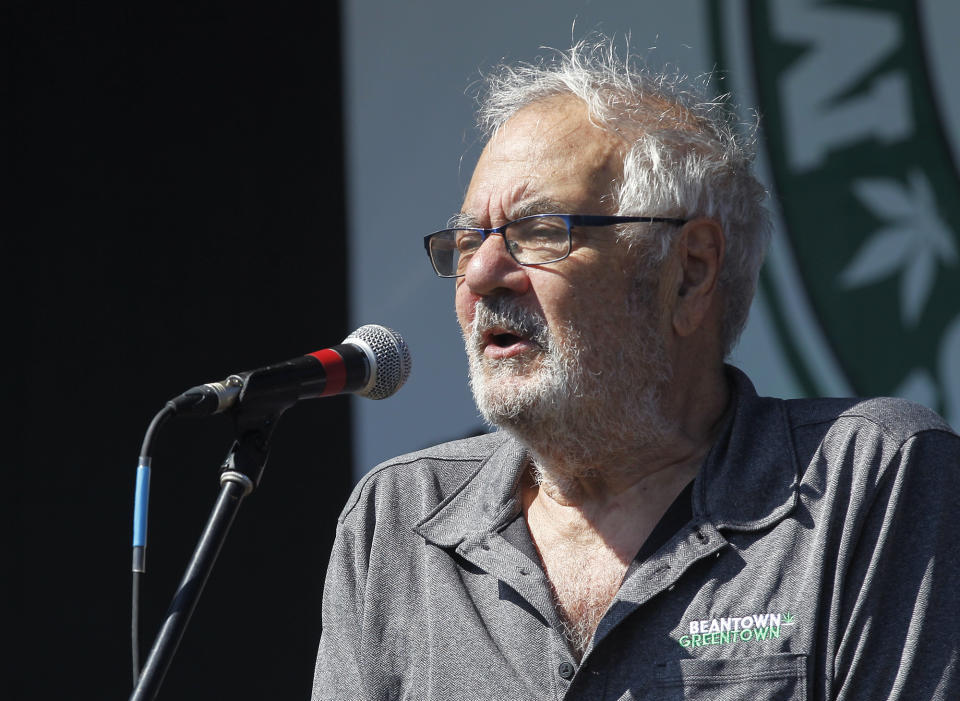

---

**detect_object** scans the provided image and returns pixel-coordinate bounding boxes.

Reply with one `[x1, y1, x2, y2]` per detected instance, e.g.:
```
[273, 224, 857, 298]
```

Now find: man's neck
[518, 364, 730, 658]
[520, 414, 712, 660]
[523, 364, 730, 511]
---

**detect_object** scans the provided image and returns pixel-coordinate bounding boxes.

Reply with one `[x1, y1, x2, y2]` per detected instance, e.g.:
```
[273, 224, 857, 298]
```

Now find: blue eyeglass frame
[423, 213, 688, 278]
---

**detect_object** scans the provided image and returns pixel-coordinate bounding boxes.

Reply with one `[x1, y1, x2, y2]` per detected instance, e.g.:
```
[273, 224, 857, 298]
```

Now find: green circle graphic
[711, 0, 960, 425]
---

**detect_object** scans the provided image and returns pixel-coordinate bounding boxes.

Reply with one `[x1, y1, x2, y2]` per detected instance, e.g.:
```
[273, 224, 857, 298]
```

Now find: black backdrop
[7, 4, 352, 699]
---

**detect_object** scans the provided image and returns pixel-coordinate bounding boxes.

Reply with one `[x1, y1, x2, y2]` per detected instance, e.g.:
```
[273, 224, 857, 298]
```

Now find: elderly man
[313, 43, 959, 700]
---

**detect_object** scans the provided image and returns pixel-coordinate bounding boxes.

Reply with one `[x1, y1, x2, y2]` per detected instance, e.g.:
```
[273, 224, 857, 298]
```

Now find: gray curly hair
[476, 40, 771, 357]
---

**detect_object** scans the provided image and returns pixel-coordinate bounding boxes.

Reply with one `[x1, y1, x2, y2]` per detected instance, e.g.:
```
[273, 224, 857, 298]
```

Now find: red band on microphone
[310, 348, 347, 396]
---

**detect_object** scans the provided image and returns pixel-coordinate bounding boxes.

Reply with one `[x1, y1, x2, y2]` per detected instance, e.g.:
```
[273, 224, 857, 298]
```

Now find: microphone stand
[130, 405, 280, 701]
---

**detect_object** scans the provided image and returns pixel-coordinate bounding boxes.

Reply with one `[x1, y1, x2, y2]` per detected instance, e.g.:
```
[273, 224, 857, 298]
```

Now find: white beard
[464, 295, 672, 477]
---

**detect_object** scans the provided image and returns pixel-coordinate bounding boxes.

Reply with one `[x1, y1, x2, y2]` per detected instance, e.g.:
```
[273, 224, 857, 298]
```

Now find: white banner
[344, 0, 960, 478]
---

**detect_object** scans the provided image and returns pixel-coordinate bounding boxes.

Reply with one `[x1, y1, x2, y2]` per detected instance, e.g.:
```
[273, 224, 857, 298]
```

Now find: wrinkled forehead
[464, 96, 628, 223]
[484, 95, 624, 161]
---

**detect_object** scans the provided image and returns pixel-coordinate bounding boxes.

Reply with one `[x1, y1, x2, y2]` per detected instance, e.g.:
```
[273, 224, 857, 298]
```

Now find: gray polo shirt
[313, 368, 959, 700]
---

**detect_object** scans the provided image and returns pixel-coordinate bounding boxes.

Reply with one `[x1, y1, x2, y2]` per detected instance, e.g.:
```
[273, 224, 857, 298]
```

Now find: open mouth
[480, 326, 539, 359]
[489, 331, 524, 348]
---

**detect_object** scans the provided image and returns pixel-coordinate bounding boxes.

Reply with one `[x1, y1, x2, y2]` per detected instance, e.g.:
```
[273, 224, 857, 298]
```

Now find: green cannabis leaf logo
[782, 612, 795, 625]
[839, 170, 958, 326]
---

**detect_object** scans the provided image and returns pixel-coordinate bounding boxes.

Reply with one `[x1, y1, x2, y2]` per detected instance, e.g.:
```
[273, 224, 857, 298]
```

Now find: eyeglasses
[423, 213, 687, 278]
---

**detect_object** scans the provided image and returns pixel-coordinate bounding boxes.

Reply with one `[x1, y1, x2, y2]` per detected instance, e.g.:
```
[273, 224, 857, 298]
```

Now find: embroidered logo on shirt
[676, 612, 796, 650]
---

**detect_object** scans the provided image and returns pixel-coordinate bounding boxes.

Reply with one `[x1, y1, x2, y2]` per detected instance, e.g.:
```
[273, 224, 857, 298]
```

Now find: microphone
[168, 324, 412, 416]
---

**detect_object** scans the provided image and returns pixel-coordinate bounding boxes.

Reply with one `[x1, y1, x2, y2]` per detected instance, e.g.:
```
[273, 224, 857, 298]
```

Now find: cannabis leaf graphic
[839, 170, 958, 326]
[782, 612, 795, 625]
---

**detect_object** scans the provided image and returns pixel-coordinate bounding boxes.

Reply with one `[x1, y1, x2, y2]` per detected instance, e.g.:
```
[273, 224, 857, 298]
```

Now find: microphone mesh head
[344, 324, 412, 399]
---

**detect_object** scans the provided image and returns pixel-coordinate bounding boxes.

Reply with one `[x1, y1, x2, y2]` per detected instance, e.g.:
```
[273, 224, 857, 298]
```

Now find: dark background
[6, 3, 352, 698]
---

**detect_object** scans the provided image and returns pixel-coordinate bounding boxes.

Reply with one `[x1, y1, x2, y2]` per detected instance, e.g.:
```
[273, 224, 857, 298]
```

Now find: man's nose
[462, 233, 530, 297]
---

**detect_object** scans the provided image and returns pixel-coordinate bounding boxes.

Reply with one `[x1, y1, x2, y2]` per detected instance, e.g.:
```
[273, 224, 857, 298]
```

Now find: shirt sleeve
[830, 428, 960, 700]
[312, 519, 368, 701]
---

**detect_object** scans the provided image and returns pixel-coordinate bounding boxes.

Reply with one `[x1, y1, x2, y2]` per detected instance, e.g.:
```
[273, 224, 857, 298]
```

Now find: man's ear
[671, 217, 725, 337]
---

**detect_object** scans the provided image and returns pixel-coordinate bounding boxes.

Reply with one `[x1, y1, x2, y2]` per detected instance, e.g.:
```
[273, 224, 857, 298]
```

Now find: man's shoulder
[362, 431, 511, 482]
[783, 394, 955, 443]
[338, 432, 512, 524]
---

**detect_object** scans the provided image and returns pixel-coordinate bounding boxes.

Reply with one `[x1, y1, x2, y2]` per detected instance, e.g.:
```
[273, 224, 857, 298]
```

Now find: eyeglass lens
[430, 215, 571, 276]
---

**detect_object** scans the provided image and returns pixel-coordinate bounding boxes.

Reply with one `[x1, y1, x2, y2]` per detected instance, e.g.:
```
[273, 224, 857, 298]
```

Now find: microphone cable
[131, 402, 175, 687]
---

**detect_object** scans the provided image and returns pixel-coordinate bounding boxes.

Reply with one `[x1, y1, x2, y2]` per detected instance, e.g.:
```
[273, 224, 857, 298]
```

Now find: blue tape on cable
[133, 460, 151, 548]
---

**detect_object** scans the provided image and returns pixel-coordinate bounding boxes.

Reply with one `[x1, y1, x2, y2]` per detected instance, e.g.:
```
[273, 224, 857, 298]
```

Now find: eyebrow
[447, 212, 479, 228]
[448, 198, 569, 229]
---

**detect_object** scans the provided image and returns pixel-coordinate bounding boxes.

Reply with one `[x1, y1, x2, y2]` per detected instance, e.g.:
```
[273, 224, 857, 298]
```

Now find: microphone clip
[219, 401, 282, 491]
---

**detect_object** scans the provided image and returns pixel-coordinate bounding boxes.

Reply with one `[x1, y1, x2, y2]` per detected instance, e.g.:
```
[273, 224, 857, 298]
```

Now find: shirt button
[558, 661, 575, 680]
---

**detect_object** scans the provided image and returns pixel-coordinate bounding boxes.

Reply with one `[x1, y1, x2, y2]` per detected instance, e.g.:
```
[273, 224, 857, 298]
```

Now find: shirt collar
[415, 366, 799, 547]
[692, 366, 800, 531]
[414, 435, 528, 548]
